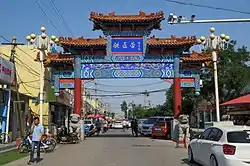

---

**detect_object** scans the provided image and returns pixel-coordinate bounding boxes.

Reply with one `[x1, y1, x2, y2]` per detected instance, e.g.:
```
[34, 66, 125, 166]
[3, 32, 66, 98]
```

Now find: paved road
[7, 129, 197, 166]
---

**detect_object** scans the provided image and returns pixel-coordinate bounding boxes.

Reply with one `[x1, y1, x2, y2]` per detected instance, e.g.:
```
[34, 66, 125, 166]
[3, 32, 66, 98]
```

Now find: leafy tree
[120, 101, 128, 118]
[165, 40, 250, 116]
[202, 41, 250, 104]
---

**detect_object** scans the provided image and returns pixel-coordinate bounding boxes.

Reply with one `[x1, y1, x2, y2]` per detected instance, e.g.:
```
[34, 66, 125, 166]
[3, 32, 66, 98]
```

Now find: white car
[113, 121, 123, 129]
[138, 119, 147, 134]
[188, 125, 250, 166]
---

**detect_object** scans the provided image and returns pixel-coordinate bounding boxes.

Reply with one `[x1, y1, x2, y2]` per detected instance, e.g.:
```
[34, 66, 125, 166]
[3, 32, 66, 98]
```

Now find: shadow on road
[181, 159, 200, 166]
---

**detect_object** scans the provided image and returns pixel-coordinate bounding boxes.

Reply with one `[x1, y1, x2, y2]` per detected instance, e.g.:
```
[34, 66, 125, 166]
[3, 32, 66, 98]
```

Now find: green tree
[202, 41, 250, 104]
[120, 101, 128, 118]
[165, 41, 250, 116]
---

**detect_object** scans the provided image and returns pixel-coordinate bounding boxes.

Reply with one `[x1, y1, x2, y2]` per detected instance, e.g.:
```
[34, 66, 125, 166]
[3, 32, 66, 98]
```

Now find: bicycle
[0, 132, 11, 144]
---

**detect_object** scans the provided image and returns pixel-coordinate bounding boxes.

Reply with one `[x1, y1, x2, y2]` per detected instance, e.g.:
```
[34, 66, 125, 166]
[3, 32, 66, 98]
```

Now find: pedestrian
[134, 119, 138, 137]
[28, 117, 44, 165]
[131, 119, 135, 136]
[95, 119, 101, 136]
[122, 119, 127, 132]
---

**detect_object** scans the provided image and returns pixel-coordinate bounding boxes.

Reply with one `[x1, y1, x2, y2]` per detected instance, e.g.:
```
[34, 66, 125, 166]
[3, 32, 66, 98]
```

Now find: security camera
[178, 16, 182, 23]
[168, 13, 174, 23]
[191, 15, 195, 22]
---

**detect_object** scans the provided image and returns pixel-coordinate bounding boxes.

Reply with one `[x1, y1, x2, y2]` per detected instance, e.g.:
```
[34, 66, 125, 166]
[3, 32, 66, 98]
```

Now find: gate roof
[42, 51, 212, 64]
[58, 36, 197, 48]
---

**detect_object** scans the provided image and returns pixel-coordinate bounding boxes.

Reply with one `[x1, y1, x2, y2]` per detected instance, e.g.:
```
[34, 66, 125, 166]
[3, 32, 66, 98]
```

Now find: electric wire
[84, 89, 167, 97]
[35, 0, 62, 35]
[164, 0, 250, 15]
[47, 0, 75, 36]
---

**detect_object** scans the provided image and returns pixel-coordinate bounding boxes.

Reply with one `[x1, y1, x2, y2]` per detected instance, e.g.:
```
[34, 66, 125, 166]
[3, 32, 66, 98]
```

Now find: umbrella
[87, 114, 95, 118]
[95, 114, 105, 118]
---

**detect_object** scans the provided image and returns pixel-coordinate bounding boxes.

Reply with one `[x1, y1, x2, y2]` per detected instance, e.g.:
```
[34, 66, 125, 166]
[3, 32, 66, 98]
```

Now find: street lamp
[197, 27, 230, 122]
[26, 27, 58, 125]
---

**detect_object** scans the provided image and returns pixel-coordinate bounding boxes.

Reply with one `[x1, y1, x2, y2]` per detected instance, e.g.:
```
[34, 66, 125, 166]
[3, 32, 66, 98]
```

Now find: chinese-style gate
[45, 11, 212, 119]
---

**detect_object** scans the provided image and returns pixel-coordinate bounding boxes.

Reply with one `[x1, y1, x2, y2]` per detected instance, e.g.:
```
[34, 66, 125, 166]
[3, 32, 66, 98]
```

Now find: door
[200, 128, 221, 165]
[194, 128, 212, 163]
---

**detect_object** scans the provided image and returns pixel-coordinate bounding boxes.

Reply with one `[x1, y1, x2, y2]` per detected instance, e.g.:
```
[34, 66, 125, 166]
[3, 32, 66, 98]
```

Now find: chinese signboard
[0, 56, 14, 84]
[111, 37, 143, 54]
[164, 78, 195, 88]
[59, 79, 74, 89]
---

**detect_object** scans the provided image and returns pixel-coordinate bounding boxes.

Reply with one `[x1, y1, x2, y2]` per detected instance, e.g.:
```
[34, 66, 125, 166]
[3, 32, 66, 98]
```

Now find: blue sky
[1, 0, 250, 114]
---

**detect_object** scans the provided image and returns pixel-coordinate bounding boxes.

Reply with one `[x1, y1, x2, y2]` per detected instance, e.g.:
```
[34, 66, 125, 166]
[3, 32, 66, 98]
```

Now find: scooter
[84, 124, 96, 137]
[17, 132, 55, 153]
[57, 126, 79, 144]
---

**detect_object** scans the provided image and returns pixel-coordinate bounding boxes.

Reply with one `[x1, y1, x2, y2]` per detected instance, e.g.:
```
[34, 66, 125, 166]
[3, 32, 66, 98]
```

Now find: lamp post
[26, 27, 58, 125]
[196, 27, 230, 122]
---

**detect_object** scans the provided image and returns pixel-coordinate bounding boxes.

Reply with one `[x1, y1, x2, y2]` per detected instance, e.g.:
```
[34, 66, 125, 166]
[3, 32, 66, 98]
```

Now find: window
[208, 128, 223, 141]
[147, 118, 158, 124]
[201, 128, 212, 140]
[227, 131, 250, 143]
[158, 118, 164, 121]
[155, 121, 165, 126]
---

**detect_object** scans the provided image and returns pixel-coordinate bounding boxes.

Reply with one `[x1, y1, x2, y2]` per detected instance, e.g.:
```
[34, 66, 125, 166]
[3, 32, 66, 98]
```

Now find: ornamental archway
[44, 11, 212, 119]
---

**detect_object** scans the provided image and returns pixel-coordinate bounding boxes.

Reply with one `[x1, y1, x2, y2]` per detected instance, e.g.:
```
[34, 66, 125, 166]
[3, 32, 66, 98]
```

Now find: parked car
[138, 119, 147, 134]
[188, 125, 250, 166]
[141, 116, 173, 136]
[152, 120, 171, 139]
[113, 121, 123, 129]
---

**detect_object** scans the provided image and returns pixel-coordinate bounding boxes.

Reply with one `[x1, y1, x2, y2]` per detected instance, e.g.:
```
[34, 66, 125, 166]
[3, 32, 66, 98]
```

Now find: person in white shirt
[122, 120, 127, 132]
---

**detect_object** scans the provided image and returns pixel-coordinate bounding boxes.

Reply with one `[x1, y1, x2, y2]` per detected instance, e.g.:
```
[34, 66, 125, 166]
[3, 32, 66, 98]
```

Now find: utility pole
[2, 37, 25, 138]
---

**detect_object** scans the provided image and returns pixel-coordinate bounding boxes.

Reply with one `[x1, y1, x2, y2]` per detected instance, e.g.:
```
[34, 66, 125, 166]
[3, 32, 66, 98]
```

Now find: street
[6, 129, 196, 166]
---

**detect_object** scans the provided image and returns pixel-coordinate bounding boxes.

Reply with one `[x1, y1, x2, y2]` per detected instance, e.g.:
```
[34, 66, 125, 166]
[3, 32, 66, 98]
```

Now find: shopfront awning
[221, 94, 250, 106]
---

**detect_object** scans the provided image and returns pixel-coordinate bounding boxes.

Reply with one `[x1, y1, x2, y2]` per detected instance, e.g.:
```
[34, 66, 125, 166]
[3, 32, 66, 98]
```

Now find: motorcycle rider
[95, 119, 101, 136]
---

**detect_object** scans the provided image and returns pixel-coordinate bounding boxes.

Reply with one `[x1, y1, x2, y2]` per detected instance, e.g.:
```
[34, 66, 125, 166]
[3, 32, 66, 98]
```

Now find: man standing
[28, 117, 44, 165]
[131, 119, 138, 137]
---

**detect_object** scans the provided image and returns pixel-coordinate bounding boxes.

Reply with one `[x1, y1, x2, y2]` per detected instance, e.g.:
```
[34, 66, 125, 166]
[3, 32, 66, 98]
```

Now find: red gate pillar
[74, 55, 82, 116]
[173, 56, 181, 118]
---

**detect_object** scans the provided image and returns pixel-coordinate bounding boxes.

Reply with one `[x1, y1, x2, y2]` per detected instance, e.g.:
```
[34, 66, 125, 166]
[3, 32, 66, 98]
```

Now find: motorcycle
[57, 126, 80, 144]
[17, 132, 56, 153]
[84, 124, 96, 137]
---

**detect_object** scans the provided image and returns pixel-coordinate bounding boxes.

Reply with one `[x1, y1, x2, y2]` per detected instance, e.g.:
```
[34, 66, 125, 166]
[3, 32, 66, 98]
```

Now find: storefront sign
[0, 57, 14, 84]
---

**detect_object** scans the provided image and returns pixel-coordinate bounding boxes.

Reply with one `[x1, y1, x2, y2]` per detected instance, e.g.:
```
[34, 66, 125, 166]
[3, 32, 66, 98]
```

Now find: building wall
[0, 45, 52, 126]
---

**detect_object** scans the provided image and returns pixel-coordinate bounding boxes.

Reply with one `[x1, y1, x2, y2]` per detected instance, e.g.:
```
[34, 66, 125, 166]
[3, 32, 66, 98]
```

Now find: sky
[1, 0, 250, 114]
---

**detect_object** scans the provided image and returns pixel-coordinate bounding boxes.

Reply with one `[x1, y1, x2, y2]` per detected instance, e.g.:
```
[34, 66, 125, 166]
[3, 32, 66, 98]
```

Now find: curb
[0, 143, 16, 154]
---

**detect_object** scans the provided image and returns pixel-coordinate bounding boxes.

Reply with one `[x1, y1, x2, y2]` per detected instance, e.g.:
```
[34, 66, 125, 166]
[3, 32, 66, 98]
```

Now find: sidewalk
[4, 144, 61, 166]
[0, 142, 16, 153]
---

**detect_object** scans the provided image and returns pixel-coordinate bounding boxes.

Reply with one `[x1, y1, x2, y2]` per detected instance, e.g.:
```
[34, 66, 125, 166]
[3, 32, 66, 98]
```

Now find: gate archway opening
[42, 11, 212, 137]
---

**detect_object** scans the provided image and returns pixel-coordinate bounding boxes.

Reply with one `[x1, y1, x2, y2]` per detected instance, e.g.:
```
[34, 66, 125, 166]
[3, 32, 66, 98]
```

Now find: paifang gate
[44, 11, 212, 119]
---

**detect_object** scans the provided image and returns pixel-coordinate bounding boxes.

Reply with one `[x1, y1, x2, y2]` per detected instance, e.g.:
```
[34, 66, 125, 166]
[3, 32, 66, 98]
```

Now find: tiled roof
[181, 51, 212, 62]
[46, 51, 211, 63]
[148, 36, 197, 47]
[59, 36, 107, 47]
[89, 11, 165, 23]
[59, 36, 197, 48]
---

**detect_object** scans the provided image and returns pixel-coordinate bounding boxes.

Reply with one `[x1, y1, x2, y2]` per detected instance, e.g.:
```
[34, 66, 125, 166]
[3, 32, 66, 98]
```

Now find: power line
[164, 0, 250, 15]
[35, 0, 62, 35]
[47, 0, 75, 36]
[84, 89, 167, 97]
